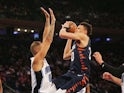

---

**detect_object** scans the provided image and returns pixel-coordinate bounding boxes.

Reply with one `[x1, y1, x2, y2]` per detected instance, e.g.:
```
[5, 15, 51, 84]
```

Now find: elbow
[59, 32, 65, 39]
[63, 56, 66, 60]
[63, 55, 70, 60]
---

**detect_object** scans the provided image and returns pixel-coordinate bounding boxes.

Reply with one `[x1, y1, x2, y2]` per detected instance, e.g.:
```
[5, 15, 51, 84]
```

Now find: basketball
[67, 21, 77, 33]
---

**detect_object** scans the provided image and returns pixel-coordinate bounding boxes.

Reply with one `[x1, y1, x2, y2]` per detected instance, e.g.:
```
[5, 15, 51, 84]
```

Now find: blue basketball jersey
[70, 40, 91, 75]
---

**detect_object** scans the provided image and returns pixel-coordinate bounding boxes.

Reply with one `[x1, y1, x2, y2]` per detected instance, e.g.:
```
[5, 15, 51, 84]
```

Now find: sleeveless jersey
[30, 57, 54, 93]
[70, 40, 91, 75]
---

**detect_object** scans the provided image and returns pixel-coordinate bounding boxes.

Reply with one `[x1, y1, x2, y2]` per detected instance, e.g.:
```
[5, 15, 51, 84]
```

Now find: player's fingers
[49, 8, 56, 21]
[40, 7, 50, 18]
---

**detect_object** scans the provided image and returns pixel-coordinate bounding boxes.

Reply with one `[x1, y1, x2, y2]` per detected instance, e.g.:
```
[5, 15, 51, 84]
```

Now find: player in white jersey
[30, 57, 56, 93]
[30, 7, 56, 93]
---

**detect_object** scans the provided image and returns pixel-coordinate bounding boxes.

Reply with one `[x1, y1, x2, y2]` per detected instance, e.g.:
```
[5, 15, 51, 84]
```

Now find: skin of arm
[33, 8, 56, 72]
[33, 41, 51, 71]
[86, 84, 90, 93]
[0, 79, 3, 93]
[41, 7, 50, 42]
[49, 8, 56, 42]
[59, 21, 79, 40]
[59, 21, 89, 48]
[103, 72, 121, 86]
[93, 52, 104, 65]
[41, 7, 56, 42]
[63, 39, 72, 60]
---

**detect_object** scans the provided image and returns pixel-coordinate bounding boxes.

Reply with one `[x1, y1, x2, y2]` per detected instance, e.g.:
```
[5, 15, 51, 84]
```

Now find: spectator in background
[93, 51, 124, 93]
[93, 51, 124, 78]
[103, 72, 124, 93]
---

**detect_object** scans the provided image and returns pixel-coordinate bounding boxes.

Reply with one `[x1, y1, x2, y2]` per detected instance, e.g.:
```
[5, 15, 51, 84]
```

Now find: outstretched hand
[41, 7, 50, 18]
[49, 8, 56, 24]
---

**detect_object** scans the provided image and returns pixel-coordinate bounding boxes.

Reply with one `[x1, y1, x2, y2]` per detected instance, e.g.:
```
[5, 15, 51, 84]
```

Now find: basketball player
[30, 7, 56, 93]
[53, 21, 92, 93]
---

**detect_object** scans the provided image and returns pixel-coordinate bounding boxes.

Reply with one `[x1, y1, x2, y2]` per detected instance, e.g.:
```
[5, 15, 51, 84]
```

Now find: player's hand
[93, 52, 104, 65]
[49, 8, 56, 24]
[102, 72, 113, 81]
[62, 21, 73, 28]
[41, 7, 50, 19]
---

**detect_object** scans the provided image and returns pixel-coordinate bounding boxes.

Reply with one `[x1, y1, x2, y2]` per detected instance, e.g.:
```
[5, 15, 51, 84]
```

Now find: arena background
[0, 0, 124, 93]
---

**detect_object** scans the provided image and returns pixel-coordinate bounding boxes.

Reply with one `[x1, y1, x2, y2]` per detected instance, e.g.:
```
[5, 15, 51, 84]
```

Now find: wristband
[100, 63, 105, 68]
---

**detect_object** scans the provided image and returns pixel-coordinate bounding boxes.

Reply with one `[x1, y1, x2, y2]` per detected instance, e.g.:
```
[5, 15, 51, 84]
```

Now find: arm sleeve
[101, 62, 124, 78]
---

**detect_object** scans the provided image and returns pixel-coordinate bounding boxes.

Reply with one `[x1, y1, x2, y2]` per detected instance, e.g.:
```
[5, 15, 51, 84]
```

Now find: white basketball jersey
[30, 57, 56, 93]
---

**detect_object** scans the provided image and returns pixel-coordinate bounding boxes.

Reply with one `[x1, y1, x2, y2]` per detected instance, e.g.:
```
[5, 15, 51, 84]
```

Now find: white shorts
[55, 87, 86, 93]
[77, 87, 86, 93]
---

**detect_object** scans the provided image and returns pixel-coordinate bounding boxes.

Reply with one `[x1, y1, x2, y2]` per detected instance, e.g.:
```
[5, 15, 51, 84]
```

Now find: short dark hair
[79, 22, 92, 36]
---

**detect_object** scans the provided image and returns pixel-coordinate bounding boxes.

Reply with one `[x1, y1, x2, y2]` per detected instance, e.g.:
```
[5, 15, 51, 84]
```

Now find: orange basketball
[67, 22, 77, 33]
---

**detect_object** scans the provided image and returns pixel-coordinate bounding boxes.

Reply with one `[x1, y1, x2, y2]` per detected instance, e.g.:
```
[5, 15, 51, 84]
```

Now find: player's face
[77, 25, 87, 34]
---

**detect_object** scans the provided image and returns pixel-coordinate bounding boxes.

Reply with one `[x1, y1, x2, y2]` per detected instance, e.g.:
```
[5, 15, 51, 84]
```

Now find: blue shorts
[52, 71, 89, 93]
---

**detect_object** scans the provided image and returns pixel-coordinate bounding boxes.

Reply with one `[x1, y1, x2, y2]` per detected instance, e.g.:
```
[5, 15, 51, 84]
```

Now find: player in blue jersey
[53, 21, 92, 93]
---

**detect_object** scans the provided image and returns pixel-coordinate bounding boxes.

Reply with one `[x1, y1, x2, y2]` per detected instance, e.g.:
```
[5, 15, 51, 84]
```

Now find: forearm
[42, 19, 50, 42]
[48, 22, 55, 42]
[41, 7, 51, 42]
[101, 62, 124, 77]
[47, 8, 56, 43]
[63, 39, 72, 60]
[111, 75, 121, 86]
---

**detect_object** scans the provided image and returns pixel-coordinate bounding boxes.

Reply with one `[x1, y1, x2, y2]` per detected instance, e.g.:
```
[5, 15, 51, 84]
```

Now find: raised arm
[59, 21, 79, 40]
[48, 8, 56, 43]
[63, 39, 72, 60]
[41, 7, 50, 42]
[33, 8, 56, 71]
[59, 21, 87, 41]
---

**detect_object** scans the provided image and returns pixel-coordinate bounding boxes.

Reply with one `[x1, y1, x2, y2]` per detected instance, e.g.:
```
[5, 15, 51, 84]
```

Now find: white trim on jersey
[30, 57, 56, 93]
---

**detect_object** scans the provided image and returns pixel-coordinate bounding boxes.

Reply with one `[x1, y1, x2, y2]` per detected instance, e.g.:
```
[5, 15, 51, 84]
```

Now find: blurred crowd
[0, 0, 124, 28]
